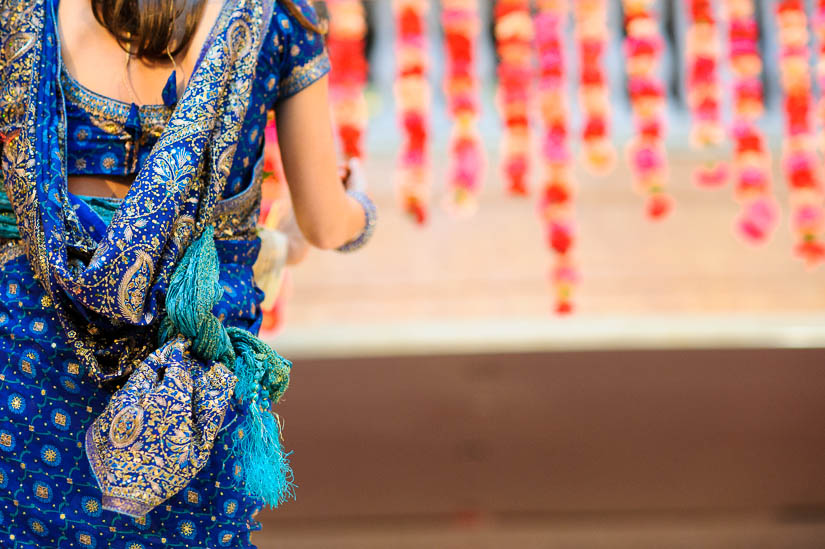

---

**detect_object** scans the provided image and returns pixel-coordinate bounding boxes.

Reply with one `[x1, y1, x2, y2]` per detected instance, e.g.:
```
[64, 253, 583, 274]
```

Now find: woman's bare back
[58, 0, 222, 197]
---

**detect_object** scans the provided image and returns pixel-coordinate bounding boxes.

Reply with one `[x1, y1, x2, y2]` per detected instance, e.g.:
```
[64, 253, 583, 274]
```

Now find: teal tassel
[228, 327, 291, 405]
[229, 330, 295, 506]
[160, 225, 235, 367]
[161, 225, 295, 507]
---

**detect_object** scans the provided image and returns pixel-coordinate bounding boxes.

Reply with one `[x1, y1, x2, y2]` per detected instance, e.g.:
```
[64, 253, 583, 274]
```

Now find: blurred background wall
[254, 1, 825, 547]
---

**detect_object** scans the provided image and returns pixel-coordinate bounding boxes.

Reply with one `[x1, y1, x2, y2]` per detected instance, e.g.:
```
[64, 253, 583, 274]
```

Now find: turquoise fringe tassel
[229, 330, 295, 505]
[161, 226, 235, 367]
[161, 226, 295, 507]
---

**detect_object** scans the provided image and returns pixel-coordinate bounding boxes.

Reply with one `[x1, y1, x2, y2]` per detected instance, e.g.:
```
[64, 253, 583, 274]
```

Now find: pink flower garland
[535, 0, 576, 314]
[326, 0, 369, 161]
[685, 0, 728, 188]
[395, 0, 430, 225]
[495, 0, 534, 196]
[725, 0, 777, 244]
[776, 1, 825, 264]
[623, 0, 672, 220]
[442, 0, 484, 214]
[574, 0, 615, 175]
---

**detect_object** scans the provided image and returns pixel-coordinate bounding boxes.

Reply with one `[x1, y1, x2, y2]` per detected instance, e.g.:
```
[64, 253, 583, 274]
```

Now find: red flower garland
[574, 0, 615, 175]
[495, 0, 534, 196]
[326, 0, 369, 161]
[776, 0, 825, 264]
[725, 0, 777, 244]
[535, 0, 576, 314]
[442, 0, 485, 214]
[623, 0, 671, 220]
[685, 0, 727, 188]
[394, 0, 430, 225]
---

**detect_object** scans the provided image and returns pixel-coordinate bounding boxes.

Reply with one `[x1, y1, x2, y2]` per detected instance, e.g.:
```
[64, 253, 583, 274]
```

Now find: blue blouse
[62, 0, 330, 198]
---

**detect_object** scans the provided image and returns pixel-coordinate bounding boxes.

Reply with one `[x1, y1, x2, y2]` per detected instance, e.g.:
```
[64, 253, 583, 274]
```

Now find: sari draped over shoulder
[0, 0, 300, 524]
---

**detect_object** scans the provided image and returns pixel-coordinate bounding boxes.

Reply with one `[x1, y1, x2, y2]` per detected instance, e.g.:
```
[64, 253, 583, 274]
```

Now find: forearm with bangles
[336, 190, 376, 252]
[340, 192, 368, 245]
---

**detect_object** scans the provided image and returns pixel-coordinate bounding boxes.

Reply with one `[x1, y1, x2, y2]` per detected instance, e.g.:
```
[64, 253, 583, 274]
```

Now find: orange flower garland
[725, 0, 777, 244]
[495, 0, 534, 196]
[326, 0, 369, 161]
[623, 0, 671, 220]
[535, 0, 576, 314]
[442, 0, 484, 214]
[775, 0, 825, 264]
[574, 0, 615, 175]
[394, 0, 430, 224]
[685, 0, 727, 188]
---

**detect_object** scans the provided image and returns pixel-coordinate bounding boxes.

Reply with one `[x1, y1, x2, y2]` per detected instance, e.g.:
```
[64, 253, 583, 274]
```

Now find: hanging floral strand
[535, 0, 577, 314]
[495, 0, 534, 196]
[574, 0, 615, 175]
[394, 0, 430, 224]
[685, 0, 728, 187]
[815, 1, 825, 150]
[326, 0, 369, 161]
[442, 0, 484, 214]
[622, 0, 671, 219]
[775, 0, 825, 264]
[725, 0, 777, 244]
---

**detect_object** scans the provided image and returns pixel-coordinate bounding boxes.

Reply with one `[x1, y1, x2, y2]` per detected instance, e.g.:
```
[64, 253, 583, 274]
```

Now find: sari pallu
[0, 177, 269, 547]
[0, 0, 294, 527]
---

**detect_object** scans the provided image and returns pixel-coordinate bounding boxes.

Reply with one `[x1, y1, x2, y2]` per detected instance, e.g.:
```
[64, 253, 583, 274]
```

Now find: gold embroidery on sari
[0, 239, 24, 267]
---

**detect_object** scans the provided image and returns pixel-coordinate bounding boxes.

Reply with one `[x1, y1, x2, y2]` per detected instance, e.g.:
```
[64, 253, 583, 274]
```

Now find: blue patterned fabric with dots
[0, 0, 328, 546]
[0, 238, 270, 547]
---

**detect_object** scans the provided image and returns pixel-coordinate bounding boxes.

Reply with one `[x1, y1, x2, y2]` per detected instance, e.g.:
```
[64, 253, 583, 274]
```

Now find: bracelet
[336, 190, 377, 253]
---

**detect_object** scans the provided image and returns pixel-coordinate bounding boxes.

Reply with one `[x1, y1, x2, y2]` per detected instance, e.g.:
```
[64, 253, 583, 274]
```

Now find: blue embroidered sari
[0, 0, 329, 545]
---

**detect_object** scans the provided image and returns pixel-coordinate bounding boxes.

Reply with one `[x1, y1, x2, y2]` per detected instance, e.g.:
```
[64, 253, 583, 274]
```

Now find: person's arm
[274, 75, 366, 250]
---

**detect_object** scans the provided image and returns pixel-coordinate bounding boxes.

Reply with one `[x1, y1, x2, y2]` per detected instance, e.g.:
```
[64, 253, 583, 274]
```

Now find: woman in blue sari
[0, 0, 375, 545]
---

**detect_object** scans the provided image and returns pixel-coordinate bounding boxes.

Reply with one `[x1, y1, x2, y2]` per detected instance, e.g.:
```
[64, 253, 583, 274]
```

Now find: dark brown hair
[92, 0, 325, 61]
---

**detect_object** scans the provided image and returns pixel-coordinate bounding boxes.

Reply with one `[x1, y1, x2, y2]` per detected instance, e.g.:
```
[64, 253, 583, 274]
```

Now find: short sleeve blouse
[60, 0, 330, 199]
[219, 0, 330, 197]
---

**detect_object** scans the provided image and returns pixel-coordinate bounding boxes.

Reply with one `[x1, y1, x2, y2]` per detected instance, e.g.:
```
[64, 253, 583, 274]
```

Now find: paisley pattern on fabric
[0, 0, 285, 384]
[0, 0, 329, 544]
[86, 337, 237, 518]
[0, 242, 268, 547]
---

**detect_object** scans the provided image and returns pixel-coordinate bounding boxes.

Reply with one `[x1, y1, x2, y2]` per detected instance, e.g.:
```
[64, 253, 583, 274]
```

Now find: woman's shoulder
[271, 0, 322, 25]
[259, 0, 329, 101]
[262, 0, 323, 55]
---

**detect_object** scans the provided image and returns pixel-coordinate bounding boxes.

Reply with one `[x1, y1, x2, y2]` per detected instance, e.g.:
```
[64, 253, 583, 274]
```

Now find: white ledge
[264, 314, 825, 360]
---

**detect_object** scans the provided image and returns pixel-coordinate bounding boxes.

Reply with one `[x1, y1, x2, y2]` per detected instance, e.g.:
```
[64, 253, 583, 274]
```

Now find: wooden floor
[256, 518, 825, 549]
[249, 348, 825, 549]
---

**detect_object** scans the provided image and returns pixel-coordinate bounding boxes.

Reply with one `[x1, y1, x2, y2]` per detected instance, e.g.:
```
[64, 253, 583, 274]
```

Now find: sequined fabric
[61, 65, 175, 177]
[58, 0, 330, 198]
[0, 236, 268, 547]
[86, 337, 237, 518]
[0, 0, 330, 545]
